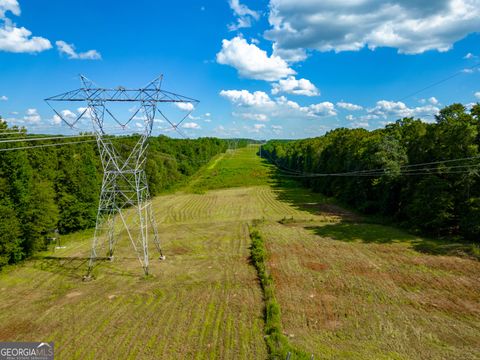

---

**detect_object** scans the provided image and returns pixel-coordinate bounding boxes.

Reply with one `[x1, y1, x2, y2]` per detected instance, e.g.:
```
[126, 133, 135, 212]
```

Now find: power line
[0, 132, 140, 145]
[0, 134, 96, 144]
[272, 162, 480, 178]
[308, 155, 480, 177]
[0, 139, 97, 152]
[157, 111, 190, 139]
[398, 61, 480, 102]
[275, 163, 480, 177]
[261, 146, 480, 178]
[275, 168, 479, 178]
[0, 132, 26, 136]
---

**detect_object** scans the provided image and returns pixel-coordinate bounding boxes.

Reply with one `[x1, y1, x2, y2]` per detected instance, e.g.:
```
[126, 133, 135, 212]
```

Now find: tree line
[0, 120, 243, 269]
[261, 103, 480, 242]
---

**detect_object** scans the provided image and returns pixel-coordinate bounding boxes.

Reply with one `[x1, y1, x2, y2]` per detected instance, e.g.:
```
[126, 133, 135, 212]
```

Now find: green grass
[310, 222, 480, 260]
[0, 145, 479, 359]
[184, 145, 273, 193]
[273, 174, 480, 261]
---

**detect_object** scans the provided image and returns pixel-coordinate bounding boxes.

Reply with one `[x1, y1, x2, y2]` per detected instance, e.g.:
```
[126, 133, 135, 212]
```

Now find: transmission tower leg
[107, 214, 116, 260]
[136, 171, 150, 276]
[147, 202, 164, 258]
[86, 210, 113, 276]
[86, 170, 118, 277]
[141, 171, 163, 259]
[137, 204, 149, 276]
[86, 206, 104, 277]
[86, 230, 98, 278]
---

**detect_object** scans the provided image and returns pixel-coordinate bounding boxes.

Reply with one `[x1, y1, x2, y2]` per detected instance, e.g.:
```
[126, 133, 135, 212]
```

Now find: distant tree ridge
[261, 103, 480, 242]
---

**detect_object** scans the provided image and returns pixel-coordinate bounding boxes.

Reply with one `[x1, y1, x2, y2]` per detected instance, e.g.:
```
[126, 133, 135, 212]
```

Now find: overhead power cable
[261, 147, 480, 178]
[398, 61, 480, 102]
[271, 160, 480, 178]
[0, 132, 26, 136]
[0, 134, 96, 144]
[0, 139, 97, 152]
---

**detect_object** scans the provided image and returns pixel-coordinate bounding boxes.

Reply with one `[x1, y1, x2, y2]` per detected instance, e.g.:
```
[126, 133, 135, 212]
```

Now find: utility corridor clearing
[0, 145, 478, 359]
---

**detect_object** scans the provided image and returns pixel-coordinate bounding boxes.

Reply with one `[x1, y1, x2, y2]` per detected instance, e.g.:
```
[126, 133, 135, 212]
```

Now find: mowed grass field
[0, 145, 479, 359]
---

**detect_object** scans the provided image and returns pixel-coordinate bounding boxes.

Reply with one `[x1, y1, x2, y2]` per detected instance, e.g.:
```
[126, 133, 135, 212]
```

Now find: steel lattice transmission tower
[46, 75, 199, 277]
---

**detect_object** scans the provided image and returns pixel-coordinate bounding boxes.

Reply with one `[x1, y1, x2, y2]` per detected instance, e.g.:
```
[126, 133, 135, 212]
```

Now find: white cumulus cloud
[272, 43, 307, 63]
[0, 0, 20, 19]
[221, 89, 337, 122]
[475, 92, 480, 99]
[52, 114, 62, 125]
[265, 0, 480, 55]
[368, 100, 440, 120]
[253, 123, 265, 131]
[183, 122, 201, 129]
[233, 112, 269, 121]
[174, 102, 195, 111]
[337, 101, 363, 111]
[228, 0, 260, 31]
[216, 36, 295, 81]
[51, 108, 84, 125]
[0, 95, 7, 101]
[0, 1, 51, 53]
[351, 121, 370, 128]
[220, 89, 275, 107]
[271, 124, 283, 134]
[0, 20, 51, 53]
[23, 108, 41, 123]
[345, 114, 374, 128]
[271, 76, 319, 96]
[419, 97, 439, 105]
[56, 40, 101, 60]
[308, 102, 337, 117]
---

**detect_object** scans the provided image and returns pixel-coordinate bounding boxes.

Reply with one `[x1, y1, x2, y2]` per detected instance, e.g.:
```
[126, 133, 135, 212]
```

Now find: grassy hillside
[184, 145, 273, 192]
[0, 144, 478, 359]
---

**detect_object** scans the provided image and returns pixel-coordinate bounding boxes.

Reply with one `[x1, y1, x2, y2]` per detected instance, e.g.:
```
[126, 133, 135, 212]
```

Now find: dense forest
[262, 103, 480, 242]
[0, 118, 244, 269]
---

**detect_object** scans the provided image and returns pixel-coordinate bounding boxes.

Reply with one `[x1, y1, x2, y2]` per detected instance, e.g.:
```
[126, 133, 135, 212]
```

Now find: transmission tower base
[82, 274, 94, 282]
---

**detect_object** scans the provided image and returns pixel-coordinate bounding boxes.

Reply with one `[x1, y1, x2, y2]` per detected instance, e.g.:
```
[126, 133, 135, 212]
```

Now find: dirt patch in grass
[66, 291, 82, 298]
[168, 246, 191, 255]
[0, 320, 36, 340]
[293, 202, 361, 222]
[302, 261, 329, 272]
[343, 261, 383, 278]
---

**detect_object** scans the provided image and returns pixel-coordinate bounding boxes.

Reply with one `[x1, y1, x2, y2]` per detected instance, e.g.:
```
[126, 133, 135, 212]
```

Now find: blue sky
[0, 0, 479, 139]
